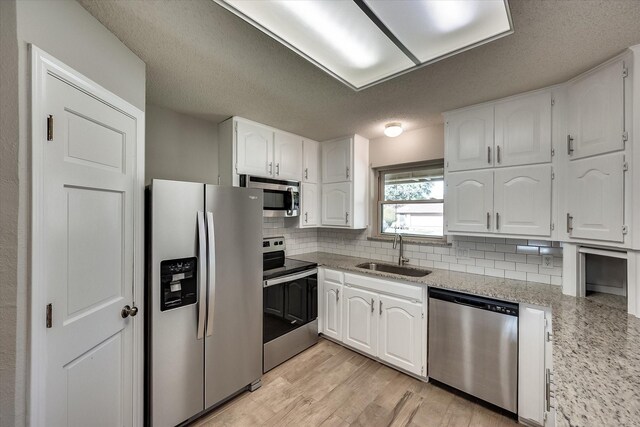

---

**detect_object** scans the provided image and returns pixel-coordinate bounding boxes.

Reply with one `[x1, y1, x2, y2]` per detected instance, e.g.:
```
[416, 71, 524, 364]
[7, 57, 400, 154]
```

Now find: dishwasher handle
[429, 288, 518, 316]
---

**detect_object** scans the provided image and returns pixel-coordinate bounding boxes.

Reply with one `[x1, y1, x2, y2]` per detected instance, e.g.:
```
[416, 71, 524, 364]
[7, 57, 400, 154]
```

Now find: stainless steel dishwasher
[428, 289, 518, 413]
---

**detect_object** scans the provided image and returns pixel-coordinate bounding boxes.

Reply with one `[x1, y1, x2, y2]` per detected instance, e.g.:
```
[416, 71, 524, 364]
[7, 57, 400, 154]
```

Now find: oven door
[263, 269, 317, 344]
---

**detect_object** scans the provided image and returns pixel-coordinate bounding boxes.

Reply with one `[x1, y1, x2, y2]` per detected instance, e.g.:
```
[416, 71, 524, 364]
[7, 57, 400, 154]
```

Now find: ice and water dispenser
[160, 257, 198, 311]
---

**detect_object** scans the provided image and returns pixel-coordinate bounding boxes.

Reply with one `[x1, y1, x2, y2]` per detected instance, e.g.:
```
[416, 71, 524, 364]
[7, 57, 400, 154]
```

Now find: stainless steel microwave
[239, 175, 300, 217]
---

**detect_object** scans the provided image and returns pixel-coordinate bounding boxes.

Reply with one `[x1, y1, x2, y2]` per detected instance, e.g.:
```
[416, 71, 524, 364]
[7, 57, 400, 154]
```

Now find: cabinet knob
[345, 212, 349, 224]
[276, 163, 280, 175]
[371, 298, 375, 313]
[305, 212, 308, 223]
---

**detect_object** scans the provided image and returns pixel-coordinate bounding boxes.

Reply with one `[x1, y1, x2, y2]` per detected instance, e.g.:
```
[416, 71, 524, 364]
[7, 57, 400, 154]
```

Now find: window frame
[374, 159, 446, 242]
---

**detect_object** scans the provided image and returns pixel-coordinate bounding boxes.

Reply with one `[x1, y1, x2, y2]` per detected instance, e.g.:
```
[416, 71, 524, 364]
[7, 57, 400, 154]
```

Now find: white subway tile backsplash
[277, 225, 565, 286]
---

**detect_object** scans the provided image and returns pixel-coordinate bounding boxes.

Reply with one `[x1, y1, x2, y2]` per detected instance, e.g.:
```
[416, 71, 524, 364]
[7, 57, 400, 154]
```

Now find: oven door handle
[264, 268, 318, 288]
[287, 187, 295, 216]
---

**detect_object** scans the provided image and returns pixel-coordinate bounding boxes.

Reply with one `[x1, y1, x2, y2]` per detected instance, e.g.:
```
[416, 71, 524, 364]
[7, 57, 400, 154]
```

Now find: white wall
[146, 105, 219, 185]
[369, 124, 444, 167]
[0, 2, 146, 425]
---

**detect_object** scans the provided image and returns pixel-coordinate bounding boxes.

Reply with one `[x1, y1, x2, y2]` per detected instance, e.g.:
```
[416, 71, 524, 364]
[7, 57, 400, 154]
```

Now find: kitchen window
[376, 161, 444, 239]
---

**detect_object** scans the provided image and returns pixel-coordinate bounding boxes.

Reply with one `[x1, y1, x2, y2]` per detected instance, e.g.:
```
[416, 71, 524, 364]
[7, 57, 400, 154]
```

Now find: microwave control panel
[160, 257, 197, 311]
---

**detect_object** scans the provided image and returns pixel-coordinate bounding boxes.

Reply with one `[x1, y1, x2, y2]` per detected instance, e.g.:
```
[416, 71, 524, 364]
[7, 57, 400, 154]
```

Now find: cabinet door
[567, 60, 625, 160]
[378, 295, 422, 376]
[567, 153, 624, 242]
[274, 131, 302, 181]
[322, 138, 352, 183]
[322, 280, 342, 341]
[494, 92, 552, 167]
[494, 165, 552, 236]
[302, 139, 320, 183]
[300, 182, 319, 227]
[236, 120, 273, 177]
[445, 170, 494, 233]
[322, 182, 351, 227]
[446, 105, 494, 172]
[342, 286, 378, 357]
[518, 306, 547, 426]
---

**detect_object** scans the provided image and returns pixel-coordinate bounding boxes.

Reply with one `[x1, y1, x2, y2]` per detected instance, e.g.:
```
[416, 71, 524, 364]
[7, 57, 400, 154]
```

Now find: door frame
[29, 45, 145, 426]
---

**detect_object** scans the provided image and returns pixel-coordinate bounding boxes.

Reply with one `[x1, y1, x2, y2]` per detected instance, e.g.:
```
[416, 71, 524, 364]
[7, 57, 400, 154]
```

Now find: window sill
[368, 235, 451, 247]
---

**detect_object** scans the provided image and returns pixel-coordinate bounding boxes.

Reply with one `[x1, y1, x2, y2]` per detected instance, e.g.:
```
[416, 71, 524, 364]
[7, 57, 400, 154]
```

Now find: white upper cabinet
[445, 105, 494, 172]
[445, 170, 494, 233]
[322, 182, 351, 227]
[300, 182, 319, 227]
[567, 59, 625, 160]
[494, 92, 552, 167]
[378, 294, 422, 376]
[494, 165, 552, 236]
[342, 286, 378, 357]
[273, 131, 302, 181]
[235, 120, 273, 177]
[302, 139, 320, 183]
[567, 153, 625, 242]
[322, 137, 352, 183]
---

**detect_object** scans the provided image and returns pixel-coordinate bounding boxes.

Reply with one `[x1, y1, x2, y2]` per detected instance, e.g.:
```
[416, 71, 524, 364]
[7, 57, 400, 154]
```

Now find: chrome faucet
[393, 234, 409, 266]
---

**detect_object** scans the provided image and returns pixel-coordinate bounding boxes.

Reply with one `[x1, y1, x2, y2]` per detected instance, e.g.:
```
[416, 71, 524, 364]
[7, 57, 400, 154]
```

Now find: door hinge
[46, 115, 53, 141]
[421, 312, 424, 319]
[46, 303, 52, 328]
[551, 223, 555, 231]
[551, 171, 555, 180]
[622, 132, 628, 143]
[551, 148, 555, 157]
[623, 161, 629, 172]
[551, 97, 555, 106]
[622, 67, 628, 78]
[234, 121, 238, 132]
[421, 366, 424, 375]
[622, 225, 629, 235]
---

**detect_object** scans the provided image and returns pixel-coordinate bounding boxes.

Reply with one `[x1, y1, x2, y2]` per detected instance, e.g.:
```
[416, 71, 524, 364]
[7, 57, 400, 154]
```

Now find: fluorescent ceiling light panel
[363, 0, 512, 64]
[215, 1, 512, 90]
[218, 0, 414, 88]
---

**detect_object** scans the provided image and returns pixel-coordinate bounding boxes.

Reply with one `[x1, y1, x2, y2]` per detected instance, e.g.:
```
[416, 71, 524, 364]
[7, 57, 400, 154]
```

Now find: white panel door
[494, 165, 552, 236]
[274, 131, 302, 180]
[236, 120, 273, 177]
[445, 105, 494, 172]
[322, 280, 343, 341]
[300, 182, 319, 227]
[322, 137, 352, 183]
[567, 60, 625, 160]
[43, 72, 137, 426]
[378, 295, 422, 376]
[322, 182, 351, 227]
[567, 153, 625, 242]
[302, 139, 320, 183]
[342, 286, 378, 357]
[445, 170, 494, 233]
[494, 91, 552, 167]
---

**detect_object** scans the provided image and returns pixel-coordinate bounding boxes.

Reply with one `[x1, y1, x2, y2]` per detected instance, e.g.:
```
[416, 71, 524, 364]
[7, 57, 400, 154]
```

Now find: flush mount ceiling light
[215, 0, 513, 90]
[384, 123, 403, 138]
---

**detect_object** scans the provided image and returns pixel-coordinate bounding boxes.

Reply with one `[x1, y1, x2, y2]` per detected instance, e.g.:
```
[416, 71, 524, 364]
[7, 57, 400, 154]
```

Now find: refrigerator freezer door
[149, 180, 205, 427]
[204, 185, 263, 408]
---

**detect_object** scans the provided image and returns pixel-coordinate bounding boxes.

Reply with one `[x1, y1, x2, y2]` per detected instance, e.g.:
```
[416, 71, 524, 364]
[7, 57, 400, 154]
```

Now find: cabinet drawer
[344, 273, 422, 302]
[324, 268, 344, 284]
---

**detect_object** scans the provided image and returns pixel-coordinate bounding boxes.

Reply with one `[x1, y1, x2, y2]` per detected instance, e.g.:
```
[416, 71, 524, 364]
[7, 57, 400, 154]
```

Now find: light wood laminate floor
[193, 339, 518, 427]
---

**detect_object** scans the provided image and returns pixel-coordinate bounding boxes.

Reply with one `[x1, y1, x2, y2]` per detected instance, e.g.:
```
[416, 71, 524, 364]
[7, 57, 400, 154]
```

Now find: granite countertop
[292, 252, 640, 427]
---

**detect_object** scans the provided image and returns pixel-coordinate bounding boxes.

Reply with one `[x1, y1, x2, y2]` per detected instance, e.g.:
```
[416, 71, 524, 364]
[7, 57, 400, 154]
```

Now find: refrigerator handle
[205, 211, 216, 337]
[196, 212, 207, 340]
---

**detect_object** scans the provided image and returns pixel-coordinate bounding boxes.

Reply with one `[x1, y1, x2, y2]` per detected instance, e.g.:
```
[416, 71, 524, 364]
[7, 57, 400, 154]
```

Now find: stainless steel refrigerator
[146, 180, 263, 427]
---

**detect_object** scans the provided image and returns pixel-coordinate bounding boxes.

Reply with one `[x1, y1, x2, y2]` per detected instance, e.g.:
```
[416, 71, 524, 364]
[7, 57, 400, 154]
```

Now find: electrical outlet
[541, 255, 554, 269]
[456, 248, 469, 259]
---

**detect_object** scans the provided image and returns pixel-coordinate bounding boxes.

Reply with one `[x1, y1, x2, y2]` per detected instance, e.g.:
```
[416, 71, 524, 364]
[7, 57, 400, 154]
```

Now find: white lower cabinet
[321, 270, 343, 341]
[319, 268, 425, 377]
[342, 286, 378, 357]
[378, 295, 423, 376]
[518, 305, 555, 427]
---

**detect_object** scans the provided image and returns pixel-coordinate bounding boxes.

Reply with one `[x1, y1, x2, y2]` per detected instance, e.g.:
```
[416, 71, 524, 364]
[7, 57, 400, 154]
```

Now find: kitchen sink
[356, 262, 432, 277]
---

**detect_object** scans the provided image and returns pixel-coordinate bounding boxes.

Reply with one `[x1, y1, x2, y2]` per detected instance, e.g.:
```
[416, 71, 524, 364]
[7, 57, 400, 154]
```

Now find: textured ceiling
[78, 0, 640, 141]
